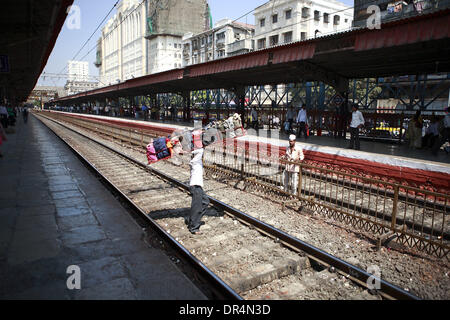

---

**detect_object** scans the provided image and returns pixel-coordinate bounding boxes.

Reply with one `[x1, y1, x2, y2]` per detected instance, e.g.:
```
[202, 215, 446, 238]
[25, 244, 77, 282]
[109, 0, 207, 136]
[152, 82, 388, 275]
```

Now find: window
[269, 35, 279, 46]
[285, 9, 292, 20]
[257, 38, 266, 49]
[301, 32, 307, 40]
[302, 7, 310, 18]
[272, 14, 278, 24]
[260, 18, 265, 27]
[283, 31, 293, 43]
[314, 10, 320, 21]
[334, 15, 340, 25]
[324, 13, 329, 23]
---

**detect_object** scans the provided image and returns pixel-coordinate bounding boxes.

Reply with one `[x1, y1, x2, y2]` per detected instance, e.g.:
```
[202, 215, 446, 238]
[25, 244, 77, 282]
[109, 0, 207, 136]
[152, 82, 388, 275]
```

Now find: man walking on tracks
[186, 147, 210, 235]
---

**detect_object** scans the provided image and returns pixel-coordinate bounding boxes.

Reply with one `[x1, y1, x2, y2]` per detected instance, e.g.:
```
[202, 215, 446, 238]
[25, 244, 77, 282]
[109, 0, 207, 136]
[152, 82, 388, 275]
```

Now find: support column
[234, 86, 246, 126]
[183, 91, 191, 122]
[336, 78, 350, 140]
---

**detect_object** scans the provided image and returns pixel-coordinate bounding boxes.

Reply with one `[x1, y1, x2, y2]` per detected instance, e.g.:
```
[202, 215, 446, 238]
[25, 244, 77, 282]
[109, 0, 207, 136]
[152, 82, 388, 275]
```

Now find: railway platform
[0, 115, 207, 300]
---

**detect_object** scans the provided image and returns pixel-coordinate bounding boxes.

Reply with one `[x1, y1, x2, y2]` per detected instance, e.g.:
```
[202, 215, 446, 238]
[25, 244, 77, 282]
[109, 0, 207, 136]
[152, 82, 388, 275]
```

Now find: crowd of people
[0, 105, 29, 158]
[407, 108, 450, 155]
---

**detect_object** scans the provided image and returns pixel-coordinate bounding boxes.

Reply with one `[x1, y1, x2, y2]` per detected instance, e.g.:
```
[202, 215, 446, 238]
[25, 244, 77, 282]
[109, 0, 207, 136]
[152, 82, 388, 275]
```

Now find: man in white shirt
[282, 135, 305, 195]
[296, 104, 308, 140]
[186, 148, 210, 234]
[348, 105, 365, 150]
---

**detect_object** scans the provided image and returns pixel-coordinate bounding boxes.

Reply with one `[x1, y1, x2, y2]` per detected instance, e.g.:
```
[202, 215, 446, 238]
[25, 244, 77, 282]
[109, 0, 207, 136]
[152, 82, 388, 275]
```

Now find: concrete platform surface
[0, 115, 207, 300]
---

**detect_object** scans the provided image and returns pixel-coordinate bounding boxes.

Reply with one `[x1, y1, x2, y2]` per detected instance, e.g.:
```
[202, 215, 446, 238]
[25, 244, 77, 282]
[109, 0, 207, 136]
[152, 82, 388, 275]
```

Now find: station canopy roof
[55, 8, 450, 104]
[0, 0, 74, 104]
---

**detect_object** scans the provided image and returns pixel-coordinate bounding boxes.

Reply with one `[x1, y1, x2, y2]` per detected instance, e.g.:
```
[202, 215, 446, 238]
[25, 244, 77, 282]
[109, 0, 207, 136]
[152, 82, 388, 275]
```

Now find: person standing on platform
[250, 107, 258, 129]
[432, 107, 450, 155]
[408, 110, 423, 149]
[285, 105, 296, 134]
[0, 121, 6, 158]
[282, 135, 305, 195]
[348, 105, 365, 150]
[296, 104, 308, 140]
[186, 147, 210, 235]
[0, 105, 8, 129]
[22, 107, 28, 124]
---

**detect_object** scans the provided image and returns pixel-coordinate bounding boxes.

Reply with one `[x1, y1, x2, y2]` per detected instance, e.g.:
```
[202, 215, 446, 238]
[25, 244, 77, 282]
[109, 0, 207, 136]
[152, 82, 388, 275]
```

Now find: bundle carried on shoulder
[146, 113, 245, 165]
[146, 137, 176, 164]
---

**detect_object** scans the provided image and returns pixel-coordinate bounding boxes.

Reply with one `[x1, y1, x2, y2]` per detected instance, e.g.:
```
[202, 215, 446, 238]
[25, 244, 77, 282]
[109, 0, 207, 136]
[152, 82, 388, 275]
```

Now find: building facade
[253, 0, 353, 50]
[96, 0, 147, 86]
[182, 19, 255, 67]
[96, 0, 211, 83]
[146, 0, 211, 74]
[68, 60, 89, 82]
[64, 81, 99, 96]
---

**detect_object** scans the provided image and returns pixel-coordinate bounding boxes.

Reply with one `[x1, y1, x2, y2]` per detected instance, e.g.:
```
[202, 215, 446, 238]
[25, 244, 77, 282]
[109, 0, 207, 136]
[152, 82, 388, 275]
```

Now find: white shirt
[350, 111, 365, 128]
[296, 109, 307, 123]
[190, 148, 204, 188]
[285, 144, 305, 173]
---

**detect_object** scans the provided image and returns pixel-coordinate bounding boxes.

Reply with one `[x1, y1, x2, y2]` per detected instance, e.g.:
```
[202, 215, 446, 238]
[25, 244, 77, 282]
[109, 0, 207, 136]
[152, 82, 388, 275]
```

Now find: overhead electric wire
[55, 0, 120, 76]
[77, 0, 146, 63]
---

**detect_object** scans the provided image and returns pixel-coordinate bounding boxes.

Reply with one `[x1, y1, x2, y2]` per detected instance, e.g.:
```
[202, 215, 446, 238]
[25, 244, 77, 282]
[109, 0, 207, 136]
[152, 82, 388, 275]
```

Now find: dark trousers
[188, 186, 210, 232]
[297, 122, 307, 139]
[349, 127, 360, 150]
[432, 128, 450, 155]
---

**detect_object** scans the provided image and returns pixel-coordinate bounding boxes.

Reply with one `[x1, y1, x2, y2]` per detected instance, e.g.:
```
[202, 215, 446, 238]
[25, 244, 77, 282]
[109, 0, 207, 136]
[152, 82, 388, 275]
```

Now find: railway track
[35, 112, 419, 300]
[41, 111, 450, 259]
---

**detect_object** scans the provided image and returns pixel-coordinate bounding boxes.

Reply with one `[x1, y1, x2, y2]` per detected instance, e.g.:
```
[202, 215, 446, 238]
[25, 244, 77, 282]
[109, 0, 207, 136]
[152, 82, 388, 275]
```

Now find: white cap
[289, 134, 296, 142]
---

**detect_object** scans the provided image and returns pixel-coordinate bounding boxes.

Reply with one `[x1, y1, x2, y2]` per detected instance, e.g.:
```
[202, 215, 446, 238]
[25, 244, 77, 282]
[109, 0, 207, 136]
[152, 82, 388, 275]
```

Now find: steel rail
[40, 112, 450, 257]
[36, 112, 421, 301]
[35, 113, 242, 301]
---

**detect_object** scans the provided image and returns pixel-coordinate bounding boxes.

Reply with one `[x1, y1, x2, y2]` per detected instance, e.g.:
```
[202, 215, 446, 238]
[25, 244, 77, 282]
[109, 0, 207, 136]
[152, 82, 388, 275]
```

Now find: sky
[38, 0, 354, 87]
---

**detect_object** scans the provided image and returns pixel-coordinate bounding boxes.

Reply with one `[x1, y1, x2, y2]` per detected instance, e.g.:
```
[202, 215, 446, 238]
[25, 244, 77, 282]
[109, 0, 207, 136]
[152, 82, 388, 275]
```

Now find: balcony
[227, 39, 252, 55]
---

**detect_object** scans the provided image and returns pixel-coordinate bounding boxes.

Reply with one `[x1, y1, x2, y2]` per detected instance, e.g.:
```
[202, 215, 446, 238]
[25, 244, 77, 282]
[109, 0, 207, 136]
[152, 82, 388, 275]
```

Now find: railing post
[391, 184, 399, 230]
[297, 163, 303, 198]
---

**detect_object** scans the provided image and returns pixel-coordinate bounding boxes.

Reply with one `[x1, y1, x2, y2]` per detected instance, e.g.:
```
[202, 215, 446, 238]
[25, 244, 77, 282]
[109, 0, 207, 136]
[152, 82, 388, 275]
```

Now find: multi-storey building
[182, 19, 255, 67]
[253, 0, 353, 50]
[64, 81, 99, 96]
[96, 0, 147, 86]
[68, 60, 89, 82]
[66, 60, 98, 95]
[146, 0, 211, 73]
[96, 0, 210, 84]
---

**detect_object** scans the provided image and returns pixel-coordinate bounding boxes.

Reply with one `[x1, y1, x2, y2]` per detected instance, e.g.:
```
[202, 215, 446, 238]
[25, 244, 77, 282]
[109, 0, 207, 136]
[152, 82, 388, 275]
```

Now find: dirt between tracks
[60, 121, 450, 300]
